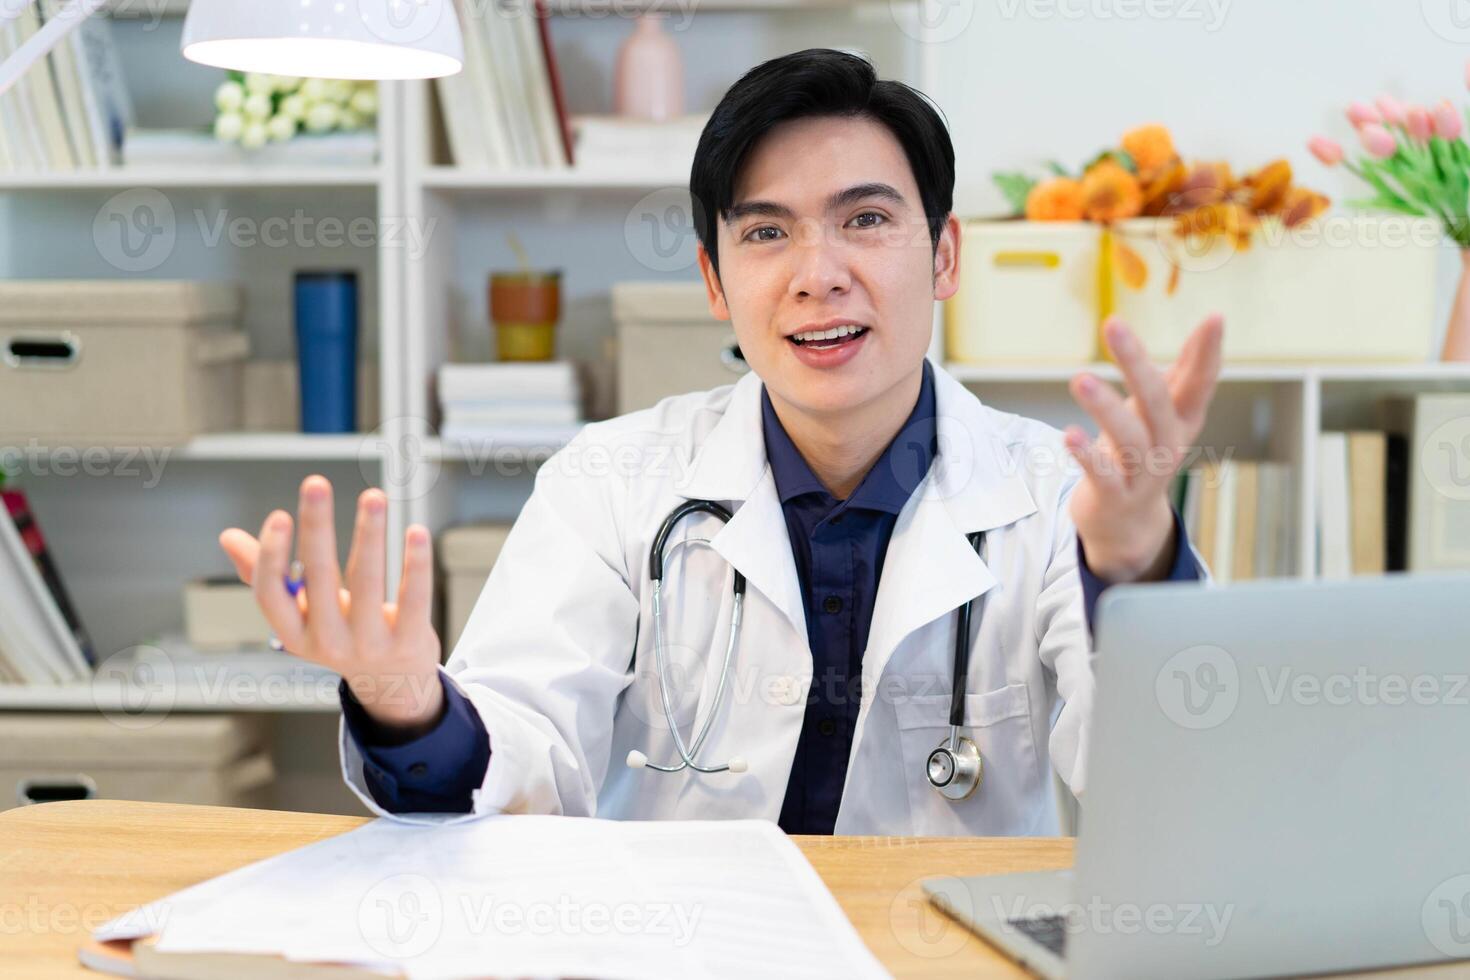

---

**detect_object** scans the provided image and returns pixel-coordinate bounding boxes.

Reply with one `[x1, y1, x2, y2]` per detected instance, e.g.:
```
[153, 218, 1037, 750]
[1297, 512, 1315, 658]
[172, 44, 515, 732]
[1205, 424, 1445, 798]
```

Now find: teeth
[793, 324, 864, 344]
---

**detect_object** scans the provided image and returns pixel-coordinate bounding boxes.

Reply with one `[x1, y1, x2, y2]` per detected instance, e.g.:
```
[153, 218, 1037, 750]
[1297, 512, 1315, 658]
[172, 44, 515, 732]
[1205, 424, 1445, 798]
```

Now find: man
[220, 49, 1219, 835]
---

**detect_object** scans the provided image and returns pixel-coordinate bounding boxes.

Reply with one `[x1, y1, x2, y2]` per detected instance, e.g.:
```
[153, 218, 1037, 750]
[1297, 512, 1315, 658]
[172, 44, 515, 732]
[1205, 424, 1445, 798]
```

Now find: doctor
[220, 48, 1220, 836]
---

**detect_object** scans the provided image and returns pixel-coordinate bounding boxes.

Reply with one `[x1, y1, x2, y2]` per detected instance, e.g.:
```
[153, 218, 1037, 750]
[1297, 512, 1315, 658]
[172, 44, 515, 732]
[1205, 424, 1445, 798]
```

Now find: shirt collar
[760, 359, 938, 515]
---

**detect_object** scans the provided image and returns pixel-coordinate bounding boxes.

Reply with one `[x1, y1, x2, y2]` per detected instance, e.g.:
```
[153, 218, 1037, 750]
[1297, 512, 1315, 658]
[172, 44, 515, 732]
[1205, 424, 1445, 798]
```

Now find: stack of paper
[438, 362, 583, 448]
[94, 815, 889, 980]
[572, 114, 708, 176]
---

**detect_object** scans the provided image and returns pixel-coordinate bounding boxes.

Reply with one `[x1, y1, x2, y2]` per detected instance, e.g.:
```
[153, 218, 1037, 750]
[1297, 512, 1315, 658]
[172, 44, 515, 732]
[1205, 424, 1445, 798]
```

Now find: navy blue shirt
[342, 361, 1202, 821]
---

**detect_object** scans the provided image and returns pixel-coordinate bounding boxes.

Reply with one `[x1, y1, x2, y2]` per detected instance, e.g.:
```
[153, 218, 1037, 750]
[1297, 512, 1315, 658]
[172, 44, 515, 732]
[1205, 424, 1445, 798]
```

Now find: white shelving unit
[4, 0, 1469, 816]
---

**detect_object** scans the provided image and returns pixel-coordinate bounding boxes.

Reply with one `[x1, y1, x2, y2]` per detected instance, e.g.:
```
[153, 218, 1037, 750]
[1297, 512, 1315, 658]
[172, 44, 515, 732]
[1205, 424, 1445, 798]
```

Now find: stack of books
[435, 0, 572, 170]
[0, 484, 95, 684]
[1317, 392, 1470, 578]
[0, 9, 130, 173]
[438, 361, 583, 447]
[1175, 459, 1296, 583]
[571, 113, 708, 176]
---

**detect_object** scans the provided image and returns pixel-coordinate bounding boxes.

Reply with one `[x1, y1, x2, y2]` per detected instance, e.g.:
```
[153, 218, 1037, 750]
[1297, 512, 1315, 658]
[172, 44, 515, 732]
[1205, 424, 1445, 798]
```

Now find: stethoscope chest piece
[927, 733, 982, 801]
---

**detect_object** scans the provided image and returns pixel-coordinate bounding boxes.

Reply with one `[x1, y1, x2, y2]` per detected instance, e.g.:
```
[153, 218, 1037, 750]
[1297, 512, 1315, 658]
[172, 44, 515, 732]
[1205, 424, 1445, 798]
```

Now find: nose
[788, 229, 851, 301]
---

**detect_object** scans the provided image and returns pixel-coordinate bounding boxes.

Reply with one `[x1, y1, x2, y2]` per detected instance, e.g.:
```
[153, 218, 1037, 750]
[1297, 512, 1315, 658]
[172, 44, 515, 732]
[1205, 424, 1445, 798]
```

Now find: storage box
[945, 220, 1100, 365]
[613, 281, 750, 415]
[0, 280, 249, 446]
[0, 712, 273, 811]
[1108, 216, 1441, 362]
[439, 523, 512, 651]
[183, 576, 273, 651]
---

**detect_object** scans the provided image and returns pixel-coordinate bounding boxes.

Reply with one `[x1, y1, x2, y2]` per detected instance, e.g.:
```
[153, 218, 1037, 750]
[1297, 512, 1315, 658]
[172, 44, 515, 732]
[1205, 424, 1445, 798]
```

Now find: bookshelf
[3, 0, 1469, 820]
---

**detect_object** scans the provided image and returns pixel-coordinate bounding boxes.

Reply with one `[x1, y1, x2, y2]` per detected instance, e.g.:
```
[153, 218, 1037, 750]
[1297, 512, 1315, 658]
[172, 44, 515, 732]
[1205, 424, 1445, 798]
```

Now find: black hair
[689, 47, 955, 280]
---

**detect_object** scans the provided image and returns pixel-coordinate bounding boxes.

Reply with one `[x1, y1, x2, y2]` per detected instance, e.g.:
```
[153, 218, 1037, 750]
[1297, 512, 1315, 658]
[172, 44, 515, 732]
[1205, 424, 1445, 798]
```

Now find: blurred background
[1, 0, 1467, 816]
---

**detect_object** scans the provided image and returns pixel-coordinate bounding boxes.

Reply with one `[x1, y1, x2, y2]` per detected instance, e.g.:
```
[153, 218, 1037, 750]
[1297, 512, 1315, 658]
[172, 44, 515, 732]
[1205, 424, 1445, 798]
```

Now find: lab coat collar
[675, 362, 1041, 654]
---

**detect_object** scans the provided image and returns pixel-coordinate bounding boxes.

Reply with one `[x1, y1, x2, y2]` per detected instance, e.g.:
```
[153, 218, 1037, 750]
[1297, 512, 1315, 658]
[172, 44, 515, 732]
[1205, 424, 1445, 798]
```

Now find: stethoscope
[625, 500, 989, 804]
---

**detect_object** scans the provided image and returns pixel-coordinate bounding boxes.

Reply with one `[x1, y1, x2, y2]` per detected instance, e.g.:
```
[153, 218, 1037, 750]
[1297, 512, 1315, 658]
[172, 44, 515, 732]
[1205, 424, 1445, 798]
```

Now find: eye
[743, 225, 784, 243]
[849, 211, 887, 229]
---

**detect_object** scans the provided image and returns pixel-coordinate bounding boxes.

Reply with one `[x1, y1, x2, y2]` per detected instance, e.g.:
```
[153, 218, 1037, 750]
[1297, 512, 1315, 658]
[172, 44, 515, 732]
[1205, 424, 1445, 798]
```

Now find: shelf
[4, 434, 381, 462]
[420, 166, 690, 192]
[547, 0, 911, 9]
[0, 645, 342, 713]
[945, 362, 1470, 384]
[428, 424, 585, 463]
[0, 167, 383, 191]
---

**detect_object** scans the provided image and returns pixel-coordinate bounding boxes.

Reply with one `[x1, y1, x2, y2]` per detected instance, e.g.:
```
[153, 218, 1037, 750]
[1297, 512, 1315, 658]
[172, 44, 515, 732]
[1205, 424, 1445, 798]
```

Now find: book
[1316, 432, 1352, 579]
[0, 498, 87, 683]
[438, 0, 498, 169]
[1384, 432, 1409, 573]
[482, 0, 539, 167]
[122, 128, 378, 168]
[437, 361, 580, 402]
[3, 487, 96, 667]
[1346, 431, 1386, 575]
[47, 8, 98, 169]
[514, 0, 567, 168]
[75, 15, 132, 167]
[1194, 459, 1221, 576]
[1231, 460, 1258, 581]
[1, 17, 46, 171]
[1212, 458, 1238, 584]
[1253, 462, 1294, 579]
[17, 5, 76, 171]
[1381, 393, 1470, 572]
[535, 0, 574, 166]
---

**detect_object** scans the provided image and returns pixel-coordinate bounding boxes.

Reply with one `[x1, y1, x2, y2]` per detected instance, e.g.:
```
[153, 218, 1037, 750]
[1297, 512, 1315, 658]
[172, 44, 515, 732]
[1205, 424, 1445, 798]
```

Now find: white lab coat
[341, 362, 1202, 834]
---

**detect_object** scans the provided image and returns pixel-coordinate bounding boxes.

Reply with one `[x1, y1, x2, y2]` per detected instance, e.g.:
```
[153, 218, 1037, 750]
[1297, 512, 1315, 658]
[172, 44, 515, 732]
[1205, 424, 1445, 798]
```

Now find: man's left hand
[1065, 313, 1224, 583]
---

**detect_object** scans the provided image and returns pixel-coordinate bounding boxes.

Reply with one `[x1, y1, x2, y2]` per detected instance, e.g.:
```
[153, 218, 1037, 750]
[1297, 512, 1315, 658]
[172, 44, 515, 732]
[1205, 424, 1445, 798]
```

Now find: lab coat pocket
[893, 684, 1045, 836]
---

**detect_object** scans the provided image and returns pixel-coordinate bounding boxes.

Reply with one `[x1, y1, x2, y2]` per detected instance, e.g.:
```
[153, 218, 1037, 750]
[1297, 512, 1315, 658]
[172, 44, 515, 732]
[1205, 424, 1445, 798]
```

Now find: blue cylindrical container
[294, 270, 358, 433]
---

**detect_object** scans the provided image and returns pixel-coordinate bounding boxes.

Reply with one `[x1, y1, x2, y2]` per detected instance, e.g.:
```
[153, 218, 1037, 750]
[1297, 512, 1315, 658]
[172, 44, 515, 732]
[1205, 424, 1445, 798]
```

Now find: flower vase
[613, 14, 684, 121]
[1443, 248, 1470, 361]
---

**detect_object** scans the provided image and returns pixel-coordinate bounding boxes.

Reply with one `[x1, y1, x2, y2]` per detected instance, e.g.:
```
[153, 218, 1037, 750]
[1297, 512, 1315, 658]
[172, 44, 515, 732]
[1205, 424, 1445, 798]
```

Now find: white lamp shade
[182, 0, 463, 80]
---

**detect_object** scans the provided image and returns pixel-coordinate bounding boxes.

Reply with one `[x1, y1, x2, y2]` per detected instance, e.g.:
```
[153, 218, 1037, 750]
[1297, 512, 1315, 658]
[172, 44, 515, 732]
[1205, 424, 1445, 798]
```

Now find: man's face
[697, 114, 960, 419]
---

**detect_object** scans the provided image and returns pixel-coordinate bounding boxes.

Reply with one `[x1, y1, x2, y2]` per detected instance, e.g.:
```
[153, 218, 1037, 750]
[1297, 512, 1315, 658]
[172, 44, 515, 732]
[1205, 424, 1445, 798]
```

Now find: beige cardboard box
[438, 523, 512, 653]
[183, 577, 274, 651]
[613, 281, 750, 414]
[0, 713, 273, 811]
[0, 281, 249, 446]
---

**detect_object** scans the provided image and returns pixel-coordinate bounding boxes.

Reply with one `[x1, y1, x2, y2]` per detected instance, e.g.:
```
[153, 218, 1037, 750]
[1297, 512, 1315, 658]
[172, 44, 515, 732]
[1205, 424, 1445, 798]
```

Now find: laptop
[923, 572, 1470, 980]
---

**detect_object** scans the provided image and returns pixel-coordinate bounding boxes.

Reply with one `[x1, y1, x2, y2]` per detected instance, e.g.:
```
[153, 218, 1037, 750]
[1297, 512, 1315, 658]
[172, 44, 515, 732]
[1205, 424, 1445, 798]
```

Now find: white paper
[94, 815, 891, 980]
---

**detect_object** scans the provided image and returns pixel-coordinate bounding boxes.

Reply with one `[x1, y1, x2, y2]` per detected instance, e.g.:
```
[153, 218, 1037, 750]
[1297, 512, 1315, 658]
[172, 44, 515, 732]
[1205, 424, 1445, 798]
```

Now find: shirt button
[407, 762, 428, 778]
[817, 718, 837, 737]
[823, 595, 843, 615]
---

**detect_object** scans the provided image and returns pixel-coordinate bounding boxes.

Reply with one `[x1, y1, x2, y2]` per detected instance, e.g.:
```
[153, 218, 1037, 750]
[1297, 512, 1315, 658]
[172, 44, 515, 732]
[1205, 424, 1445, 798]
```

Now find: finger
[1069, 371, 1150, 475]
[297, 475, 349, 648]
[345, 489, 389, 645]
[1103, 317, 1176, 448]
[219, 528, 260, 586]
[1064, 426, 1124, 496]
[1170, 313, 1225, 424]
[253, 510, 306, 652]
[395, 524, 435, 639]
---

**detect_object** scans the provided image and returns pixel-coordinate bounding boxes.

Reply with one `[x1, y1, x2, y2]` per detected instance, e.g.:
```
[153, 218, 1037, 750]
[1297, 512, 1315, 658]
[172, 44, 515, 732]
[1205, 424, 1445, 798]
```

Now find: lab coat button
[769, 675, 804, 706]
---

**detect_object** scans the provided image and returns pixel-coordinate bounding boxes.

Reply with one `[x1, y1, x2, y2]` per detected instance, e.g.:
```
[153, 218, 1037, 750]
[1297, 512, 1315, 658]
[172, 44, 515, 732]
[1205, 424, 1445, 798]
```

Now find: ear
[696, 241, 731, 321]
[932, 212, 962, 303]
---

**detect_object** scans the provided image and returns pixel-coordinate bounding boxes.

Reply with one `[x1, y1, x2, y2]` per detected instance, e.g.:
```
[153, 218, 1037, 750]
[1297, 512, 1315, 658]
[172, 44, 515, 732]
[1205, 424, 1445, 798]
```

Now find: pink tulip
[1308, 135, 1344, 165]
[1359, 122, 1398, 159]
[1406, 105, 1434, 141]
[1435, 99, 1465, 140]
[1346, 101, 1380, 127]
[1375, 95, 1407, 127]
[1464, 58, 1470, 91]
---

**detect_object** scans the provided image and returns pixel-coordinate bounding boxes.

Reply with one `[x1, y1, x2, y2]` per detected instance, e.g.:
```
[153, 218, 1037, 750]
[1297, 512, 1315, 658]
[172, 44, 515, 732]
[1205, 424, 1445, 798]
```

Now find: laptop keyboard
[1007, 914, 1069, 956]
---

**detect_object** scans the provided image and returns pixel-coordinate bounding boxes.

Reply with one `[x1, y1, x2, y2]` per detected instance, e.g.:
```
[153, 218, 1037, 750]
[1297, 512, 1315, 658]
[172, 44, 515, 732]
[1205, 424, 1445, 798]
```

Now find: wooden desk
[0, 800, 1459, 980]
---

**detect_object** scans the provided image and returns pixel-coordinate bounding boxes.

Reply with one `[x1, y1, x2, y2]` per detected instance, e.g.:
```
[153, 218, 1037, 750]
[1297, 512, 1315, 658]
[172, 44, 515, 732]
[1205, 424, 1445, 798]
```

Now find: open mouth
[787, 325, 870, 351]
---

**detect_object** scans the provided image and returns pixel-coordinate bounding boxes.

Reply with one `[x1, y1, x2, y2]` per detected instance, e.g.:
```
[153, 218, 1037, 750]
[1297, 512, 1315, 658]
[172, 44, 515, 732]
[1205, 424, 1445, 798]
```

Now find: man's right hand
[218, 475, 446, 737]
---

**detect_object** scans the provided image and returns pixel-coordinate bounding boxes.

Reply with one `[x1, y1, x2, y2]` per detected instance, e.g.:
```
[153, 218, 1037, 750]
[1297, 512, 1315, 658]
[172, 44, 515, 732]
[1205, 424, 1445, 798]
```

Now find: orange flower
[1140, 161, 1188, 216]
[1121, 124, 1177, 175]
[1080, 160, 1143, 222]
[1242, 159, 1294, 214]
[1024, 177, 1085, 221]
[1173, 202, 1258, 250]
[1278, 186, 1330, 227]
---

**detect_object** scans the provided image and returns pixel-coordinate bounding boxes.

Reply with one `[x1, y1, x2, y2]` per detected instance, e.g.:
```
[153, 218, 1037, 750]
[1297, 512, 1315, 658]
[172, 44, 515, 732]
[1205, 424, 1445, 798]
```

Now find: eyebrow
[722, 182, 907, 225]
